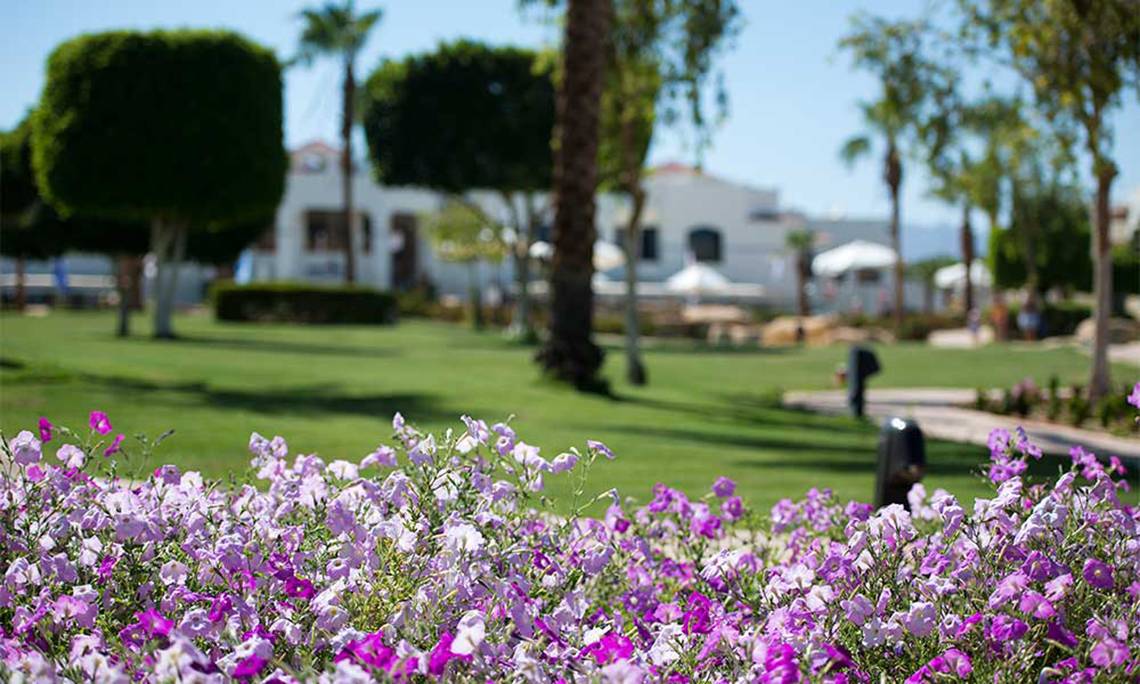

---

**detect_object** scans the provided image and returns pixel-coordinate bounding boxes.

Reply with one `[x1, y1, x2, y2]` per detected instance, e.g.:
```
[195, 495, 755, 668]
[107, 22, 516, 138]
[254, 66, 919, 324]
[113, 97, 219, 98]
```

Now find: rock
[1074, 317, 1139, 345]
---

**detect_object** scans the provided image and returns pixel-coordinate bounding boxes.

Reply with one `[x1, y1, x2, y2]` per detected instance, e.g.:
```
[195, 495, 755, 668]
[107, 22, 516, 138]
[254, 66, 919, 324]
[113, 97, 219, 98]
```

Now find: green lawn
[0, 311, 1132, 511]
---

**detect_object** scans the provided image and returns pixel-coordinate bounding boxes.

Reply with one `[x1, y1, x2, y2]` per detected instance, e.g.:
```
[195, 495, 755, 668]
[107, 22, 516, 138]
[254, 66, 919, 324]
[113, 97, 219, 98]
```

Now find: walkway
[783, 387, 1140, 462]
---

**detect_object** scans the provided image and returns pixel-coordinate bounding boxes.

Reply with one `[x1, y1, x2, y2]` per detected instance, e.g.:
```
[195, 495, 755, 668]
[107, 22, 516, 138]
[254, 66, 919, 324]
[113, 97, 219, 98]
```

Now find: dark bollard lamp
[875, 416, 926, 509]
[847, 345, 881, 418]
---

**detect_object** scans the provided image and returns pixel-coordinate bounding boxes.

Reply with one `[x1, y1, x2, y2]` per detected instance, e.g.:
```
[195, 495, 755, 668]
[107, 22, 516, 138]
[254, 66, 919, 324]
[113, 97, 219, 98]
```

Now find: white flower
[452, 611, 486, 655]
[444, 522, 485, 553]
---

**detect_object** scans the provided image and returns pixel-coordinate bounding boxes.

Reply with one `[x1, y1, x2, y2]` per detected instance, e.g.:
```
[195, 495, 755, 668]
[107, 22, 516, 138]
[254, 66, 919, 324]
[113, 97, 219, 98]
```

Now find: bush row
[214, 282, 397, 325]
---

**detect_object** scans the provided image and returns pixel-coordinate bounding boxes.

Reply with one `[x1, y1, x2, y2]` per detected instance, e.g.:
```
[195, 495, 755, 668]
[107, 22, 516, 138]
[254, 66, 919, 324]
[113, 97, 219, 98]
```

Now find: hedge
[214, 283, 397, 325]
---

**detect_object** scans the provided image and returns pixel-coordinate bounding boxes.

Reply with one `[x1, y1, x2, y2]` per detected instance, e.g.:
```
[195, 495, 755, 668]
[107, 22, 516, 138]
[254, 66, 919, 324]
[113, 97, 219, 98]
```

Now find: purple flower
[721, 496, 745, 521]
[284, 576, 315, 600]
[1090, 637, 1130, 668]
[1046, 621, 1078, 648]
[37, 417, 53, 442]
[335, 632, 397, 670]
[10, 430, 41, 465]
[587, 439, 615, 460]
[135, 608, 173, 638]
[89, 410, 112, 435]
[987, 615, 1028, 644]
[1082, 558, 1114, 590]
[682, 592, 712, 635]
[712, 476, 736, 498]
[1127, 381, 1140, 409]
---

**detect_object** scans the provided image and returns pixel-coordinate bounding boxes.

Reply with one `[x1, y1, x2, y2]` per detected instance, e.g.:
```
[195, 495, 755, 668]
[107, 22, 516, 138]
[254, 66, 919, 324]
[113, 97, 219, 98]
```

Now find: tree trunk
[341, 58, 357, 285]
[535, 0, 611, 389]
[961, 202, 974, 314]
[623, 187, 647, 385]
[467, 261, 484, 331]
[884, 142, 904, 329]
[13, 256, 26, 311]
[508, 192, 537, 343]
[115, 255, 131, 338]
[795, 250, 811, 343]
[1088, 168, 1115, 401]
[152, 218, 188, 339]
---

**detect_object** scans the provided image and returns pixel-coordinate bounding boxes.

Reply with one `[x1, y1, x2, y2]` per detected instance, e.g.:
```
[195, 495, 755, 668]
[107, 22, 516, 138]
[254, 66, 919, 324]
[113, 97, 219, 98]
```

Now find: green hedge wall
[214, 283, 397, 325]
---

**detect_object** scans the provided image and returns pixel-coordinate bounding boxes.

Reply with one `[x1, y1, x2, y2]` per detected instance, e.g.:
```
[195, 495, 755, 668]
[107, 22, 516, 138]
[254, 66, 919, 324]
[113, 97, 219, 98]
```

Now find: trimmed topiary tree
[33, 29, 286, 338]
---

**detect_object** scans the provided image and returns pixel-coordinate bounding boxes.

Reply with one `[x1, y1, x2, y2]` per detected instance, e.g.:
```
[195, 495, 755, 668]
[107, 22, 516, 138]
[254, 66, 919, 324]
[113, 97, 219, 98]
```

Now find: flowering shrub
[1, 384, 1138, 682]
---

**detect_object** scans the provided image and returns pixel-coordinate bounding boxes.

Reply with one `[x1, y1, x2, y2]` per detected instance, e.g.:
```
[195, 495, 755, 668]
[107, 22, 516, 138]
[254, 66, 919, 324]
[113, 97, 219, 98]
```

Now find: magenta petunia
[38, 417, 53, 442]
[103, 433, 125, 456]
[88, 410, 112, 435]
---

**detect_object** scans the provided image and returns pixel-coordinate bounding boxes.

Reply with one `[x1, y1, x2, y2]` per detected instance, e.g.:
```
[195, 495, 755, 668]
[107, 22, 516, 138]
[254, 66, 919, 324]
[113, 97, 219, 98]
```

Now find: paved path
[783, 387, 1140, 462]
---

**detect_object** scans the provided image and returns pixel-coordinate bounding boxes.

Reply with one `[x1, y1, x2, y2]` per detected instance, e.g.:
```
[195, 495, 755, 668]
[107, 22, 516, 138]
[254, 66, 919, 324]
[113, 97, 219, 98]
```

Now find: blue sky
[3, 0, 1138, 257]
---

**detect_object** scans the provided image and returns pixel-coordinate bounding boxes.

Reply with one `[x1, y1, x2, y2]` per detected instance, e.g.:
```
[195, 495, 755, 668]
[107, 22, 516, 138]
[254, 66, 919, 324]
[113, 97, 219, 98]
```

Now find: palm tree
[785, 229, 815, 342]
[839, 15, 951, 329]
[535, 0, 613, 389]
[293, 1, 382, 285]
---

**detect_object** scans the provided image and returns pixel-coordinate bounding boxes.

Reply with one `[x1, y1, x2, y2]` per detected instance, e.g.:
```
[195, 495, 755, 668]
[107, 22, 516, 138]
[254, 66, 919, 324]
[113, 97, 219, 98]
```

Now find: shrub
[3, 392, 1140, 681]
[1007, 302, 1093, 338]
[213, 282, 397, 324]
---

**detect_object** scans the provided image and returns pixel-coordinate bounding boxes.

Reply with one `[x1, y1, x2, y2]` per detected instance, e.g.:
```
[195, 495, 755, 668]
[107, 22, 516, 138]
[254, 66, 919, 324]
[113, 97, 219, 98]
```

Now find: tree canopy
[33, 29, 287, 225]
[988, 181, 1092, 294]
[362, 40, 555, 194]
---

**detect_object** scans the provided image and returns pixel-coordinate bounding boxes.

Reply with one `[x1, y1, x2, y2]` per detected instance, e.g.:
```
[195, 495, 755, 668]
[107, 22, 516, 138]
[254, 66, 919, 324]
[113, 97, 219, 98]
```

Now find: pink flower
[584, 633, 634, 664]
[89, 411, 112, 435]
[427, 632, 470, 676]
[38, 417, 53, 442]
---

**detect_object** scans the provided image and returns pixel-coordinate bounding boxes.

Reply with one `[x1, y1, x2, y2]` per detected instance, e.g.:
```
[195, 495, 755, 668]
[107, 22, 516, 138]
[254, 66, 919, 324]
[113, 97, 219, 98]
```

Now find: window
[641, 227, 659, 261]
[688, 226, 722, 262]
[612, 225, 659, 261]
[304, 210, 372, 252]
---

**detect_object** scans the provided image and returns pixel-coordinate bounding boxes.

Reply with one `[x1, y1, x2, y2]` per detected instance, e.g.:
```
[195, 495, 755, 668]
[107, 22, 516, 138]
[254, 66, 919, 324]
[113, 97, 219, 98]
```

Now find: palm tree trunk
[341, 57, 357, 285]
[961, 202, 974, 314]
[884, 142, 904, 329]
[115, 255, 131, 337]
[623, 186, 647, 385]
[1088, 167, 1114, 401]
[535, 0, 611, 389]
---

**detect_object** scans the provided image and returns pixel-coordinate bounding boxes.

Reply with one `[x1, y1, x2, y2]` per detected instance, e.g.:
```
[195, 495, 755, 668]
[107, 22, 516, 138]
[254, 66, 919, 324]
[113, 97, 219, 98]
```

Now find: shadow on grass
[165, 335, 402, 360]
[610, 393, 864, 434]
[74, 373, 453, 422]
[603, 422, 873, 455]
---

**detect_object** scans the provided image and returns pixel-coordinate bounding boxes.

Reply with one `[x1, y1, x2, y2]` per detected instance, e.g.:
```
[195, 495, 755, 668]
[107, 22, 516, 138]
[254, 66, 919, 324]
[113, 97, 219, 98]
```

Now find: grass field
[1, 311, 1133, 511]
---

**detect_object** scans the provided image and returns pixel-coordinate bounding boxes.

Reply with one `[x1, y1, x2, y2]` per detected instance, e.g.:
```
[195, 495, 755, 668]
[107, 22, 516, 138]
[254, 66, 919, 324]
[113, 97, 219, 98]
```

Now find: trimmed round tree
[33, 29, 286, 338]
[362, 40, 554, 341]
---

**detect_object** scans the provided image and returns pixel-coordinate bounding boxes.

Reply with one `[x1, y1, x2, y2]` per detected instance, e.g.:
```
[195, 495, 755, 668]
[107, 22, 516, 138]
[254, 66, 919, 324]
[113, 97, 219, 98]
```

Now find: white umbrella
[934, 261, 992, 289]
[812, 240, 897, 277]
[665, 262, 731, 295]
[528, 240, 626, 271]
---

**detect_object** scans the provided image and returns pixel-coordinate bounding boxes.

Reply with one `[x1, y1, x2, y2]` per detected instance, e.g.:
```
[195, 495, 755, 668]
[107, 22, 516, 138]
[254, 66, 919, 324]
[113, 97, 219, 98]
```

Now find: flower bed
[2, 390, 1139, 682]
[972, 376, 1139, 435]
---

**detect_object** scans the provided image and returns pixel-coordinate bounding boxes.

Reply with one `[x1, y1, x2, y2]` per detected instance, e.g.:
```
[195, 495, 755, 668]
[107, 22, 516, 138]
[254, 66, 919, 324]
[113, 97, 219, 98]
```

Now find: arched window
[688, 226, 723, 262]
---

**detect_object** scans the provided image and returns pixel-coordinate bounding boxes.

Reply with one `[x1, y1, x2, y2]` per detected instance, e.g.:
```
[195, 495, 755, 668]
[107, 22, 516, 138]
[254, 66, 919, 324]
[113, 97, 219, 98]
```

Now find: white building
[251, 144, 900, 311]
